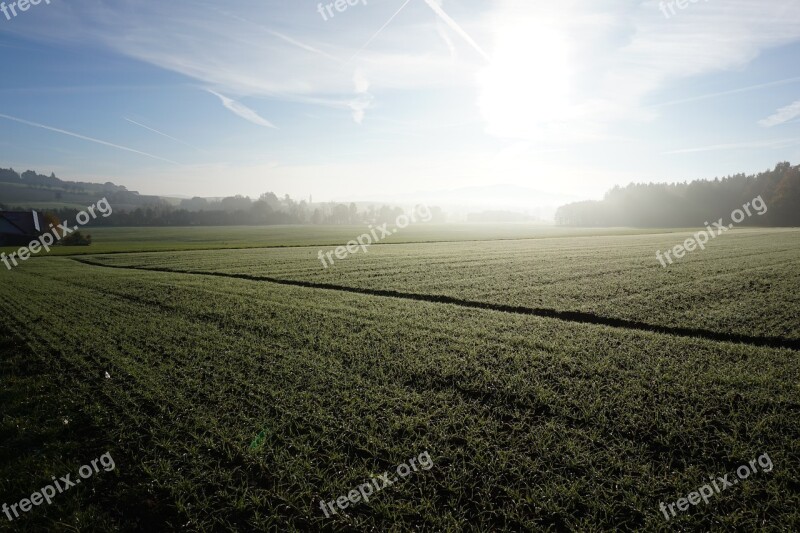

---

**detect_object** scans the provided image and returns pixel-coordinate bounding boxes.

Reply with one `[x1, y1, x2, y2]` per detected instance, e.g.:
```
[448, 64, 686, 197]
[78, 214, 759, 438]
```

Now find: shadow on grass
[0, 327, 184, 532]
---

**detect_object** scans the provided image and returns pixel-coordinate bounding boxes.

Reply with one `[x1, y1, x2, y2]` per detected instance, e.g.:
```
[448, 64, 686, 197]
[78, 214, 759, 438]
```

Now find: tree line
[3, 193, 444, 228]
[0, 167, 131, 194]
[0, 167, 446, 226]
[555, 162, 800, 227]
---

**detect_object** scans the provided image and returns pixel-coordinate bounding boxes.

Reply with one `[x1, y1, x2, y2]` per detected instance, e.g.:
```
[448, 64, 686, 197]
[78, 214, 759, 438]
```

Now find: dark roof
[0, 211, 40, 238]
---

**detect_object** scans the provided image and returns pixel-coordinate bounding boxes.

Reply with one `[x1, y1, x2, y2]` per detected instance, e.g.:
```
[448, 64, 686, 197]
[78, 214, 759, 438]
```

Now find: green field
[1, 224, 683, 256]
[1, 226, 798, 531]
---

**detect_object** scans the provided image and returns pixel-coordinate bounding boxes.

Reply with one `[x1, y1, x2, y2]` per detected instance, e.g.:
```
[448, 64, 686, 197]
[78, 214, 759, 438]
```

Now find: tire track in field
[71, 257, 800, 351]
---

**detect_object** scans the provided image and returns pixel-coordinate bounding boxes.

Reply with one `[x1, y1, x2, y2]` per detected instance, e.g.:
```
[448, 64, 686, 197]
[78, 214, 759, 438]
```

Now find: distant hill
[0, 167, 168, 211]
[0, 166, 432, 227]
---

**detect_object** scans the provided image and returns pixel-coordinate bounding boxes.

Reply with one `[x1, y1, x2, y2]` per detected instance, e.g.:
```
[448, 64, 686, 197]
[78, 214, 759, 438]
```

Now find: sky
[1, 0, 799, 205]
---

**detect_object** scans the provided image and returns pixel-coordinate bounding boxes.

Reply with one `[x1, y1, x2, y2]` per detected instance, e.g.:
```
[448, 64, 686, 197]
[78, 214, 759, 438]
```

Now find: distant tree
[0, 168, 20, 182]
[259, 192, 281, 211]
[428, 206, 446, 223]
[42, 212, 63, 236]
[376, 205, 396, 223]
[331, 204, 350, 224]
[180, 197, 209, 211]
[221, 195, 252, 212]
[295, 200, 309, 223]
[60, 231, 92, 246]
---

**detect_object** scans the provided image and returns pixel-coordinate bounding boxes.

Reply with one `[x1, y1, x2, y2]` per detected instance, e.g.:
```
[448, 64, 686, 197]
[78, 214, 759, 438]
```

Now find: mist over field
[1, 1, 799, 531]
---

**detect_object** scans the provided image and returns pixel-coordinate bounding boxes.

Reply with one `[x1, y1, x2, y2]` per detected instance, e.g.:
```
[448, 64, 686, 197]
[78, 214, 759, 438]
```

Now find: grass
[80, 227, 800, 341]
[0, 225, 798, 531]
[3, 224, 691, 256]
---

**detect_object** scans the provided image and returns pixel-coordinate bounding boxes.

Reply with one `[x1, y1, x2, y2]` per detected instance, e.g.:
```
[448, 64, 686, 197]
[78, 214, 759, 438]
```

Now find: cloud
[349, 70, 373, 124]
[265, 29, 342, 64]
[212, 8, 344, 64]
[435, 19, 458, 60]
[7, 0, 800, 145]
[16, 0, 476, 92]
[664, 137, 800, 154]
[0, 112, 180, 164]
[475, 0, 800, 142]
[758, 100, 800, 127]
[206, 90, 277, 128]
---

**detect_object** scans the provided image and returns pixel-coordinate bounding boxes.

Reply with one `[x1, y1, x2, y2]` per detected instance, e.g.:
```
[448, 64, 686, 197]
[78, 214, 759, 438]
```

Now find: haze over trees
[0, 167, 445, 227]
[5, 163, 798, 228]
[556, 162, 800, 227]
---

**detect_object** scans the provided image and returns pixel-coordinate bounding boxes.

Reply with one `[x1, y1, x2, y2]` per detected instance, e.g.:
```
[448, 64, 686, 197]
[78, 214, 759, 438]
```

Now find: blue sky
[1, 0, 799, 203]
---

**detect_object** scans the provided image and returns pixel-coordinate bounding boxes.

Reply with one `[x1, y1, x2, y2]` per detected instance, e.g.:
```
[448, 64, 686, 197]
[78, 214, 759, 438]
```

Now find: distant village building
[0, 211, 40, 246]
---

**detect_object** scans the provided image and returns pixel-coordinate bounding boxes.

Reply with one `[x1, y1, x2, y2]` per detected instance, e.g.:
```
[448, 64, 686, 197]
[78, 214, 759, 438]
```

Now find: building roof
[0, 211, 40, 237]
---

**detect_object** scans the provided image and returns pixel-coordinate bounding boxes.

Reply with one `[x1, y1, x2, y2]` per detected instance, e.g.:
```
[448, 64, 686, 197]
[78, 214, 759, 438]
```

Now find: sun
[477, 20, 573, 140]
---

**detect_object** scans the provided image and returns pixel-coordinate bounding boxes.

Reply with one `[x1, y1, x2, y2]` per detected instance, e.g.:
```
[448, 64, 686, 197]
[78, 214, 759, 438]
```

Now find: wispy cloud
[6, 0, 481, 101]
[435, 19, 458, 60]
[0, 112, 180, 164]
[350, 70, 373, 124]
[123, 117, 200, 150]
[665, 137, 800, 154]
[266, 28, 343, 63]
[5, 0, 800, 198]
[758, 100, 800, 127]
[213, 8, 343, 64]
[206, 90, 277, 128]
[472, 0, 800, 142]
[650, 76, 800, 108]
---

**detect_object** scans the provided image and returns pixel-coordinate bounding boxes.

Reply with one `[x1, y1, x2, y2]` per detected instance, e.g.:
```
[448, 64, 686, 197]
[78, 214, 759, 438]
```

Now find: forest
[555, 162, 800, 227]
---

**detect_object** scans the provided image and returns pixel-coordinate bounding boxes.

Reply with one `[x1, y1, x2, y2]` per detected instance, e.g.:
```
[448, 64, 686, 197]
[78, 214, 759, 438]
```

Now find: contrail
[215, 8, 343, 63]
[266, 29, 343, 63]
[344, 0, 489, 67]
[421, 0, 490, 62]
[650, 76, 800, 108]
[123, 117, 201, 151]
[343, 0, 413, 67]
[0, 113, 180, 164]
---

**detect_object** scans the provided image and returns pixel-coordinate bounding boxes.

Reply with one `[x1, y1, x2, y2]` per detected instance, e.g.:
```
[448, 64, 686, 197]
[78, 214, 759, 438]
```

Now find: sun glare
[477, 20, 573, 140]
